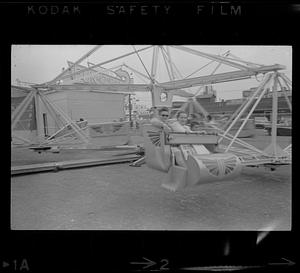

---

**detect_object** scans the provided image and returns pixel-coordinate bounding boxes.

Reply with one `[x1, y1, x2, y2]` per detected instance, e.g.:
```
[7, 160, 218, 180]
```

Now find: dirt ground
[11, 129, 291, 230]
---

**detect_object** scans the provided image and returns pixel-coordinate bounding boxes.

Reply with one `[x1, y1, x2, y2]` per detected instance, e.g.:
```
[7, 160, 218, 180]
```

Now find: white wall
[33, 90, 125, 138]
[65, 91, 125, 123]
[47, 92, 68, 113]
[42, 92, 68, 136]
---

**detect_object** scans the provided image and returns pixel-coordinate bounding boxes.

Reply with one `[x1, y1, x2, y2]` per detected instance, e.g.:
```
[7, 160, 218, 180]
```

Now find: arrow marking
[181, 258, 295, 272]
[180, 265, 264, 271]
[130, 257, 156, 269]
[268, 257, 295, 266]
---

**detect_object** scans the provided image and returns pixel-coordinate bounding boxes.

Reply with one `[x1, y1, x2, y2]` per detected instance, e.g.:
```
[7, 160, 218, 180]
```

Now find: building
[172, 85, 292, 119]
[12, 63, 133, 144]
[11, 85, 37, 143]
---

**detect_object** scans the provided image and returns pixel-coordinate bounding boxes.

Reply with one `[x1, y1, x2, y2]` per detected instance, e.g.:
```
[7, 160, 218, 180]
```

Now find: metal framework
[11, 88, 90, 146]
[12, 45, 292, 169]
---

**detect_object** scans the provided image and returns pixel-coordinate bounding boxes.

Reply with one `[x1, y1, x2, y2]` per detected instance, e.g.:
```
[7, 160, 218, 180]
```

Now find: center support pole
[270, 73, 279, 158]
[263, 73, 289, 158]
[34, 90, 44, 144]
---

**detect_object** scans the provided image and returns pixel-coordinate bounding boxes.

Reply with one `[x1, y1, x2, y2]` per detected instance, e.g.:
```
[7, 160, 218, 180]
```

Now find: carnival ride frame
[11, 45, 292, 169]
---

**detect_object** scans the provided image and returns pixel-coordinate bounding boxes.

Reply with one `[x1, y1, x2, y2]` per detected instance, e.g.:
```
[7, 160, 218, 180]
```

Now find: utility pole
[128, 94, 132, 127]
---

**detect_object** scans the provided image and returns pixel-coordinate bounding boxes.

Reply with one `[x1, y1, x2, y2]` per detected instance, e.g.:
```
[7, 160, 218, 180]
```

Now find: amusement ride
[11, 46, 292, 191]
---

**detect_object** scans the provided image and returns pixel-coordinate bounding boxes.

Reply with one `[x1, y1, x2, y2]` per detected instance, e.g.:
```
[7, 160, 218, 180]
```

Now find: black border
[3, 1, 298, 272]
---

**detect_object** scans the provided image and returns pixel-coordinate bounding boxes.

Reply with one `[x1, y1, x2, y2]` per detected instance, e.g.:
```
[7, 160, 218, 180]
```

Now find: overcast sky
[11, 45, 292, 106]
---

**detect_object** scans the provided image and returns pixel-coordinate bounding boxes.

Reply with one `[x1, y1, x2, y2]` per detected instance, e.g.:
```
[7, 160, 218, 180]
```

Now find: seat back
[142, 124, 171, 172]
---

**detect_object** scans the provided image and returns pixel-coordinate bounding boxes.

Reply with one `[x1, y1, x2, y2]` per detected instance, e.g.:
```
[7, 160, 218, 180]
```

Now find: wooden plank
[11, 155, 141, 176]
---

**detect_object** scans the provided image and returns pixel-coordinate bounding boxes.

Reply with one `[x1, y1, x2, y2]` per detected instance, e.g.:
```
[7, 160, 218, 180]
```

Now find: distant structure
[172, 85, 292, 119]
[11, 62, 133, 144]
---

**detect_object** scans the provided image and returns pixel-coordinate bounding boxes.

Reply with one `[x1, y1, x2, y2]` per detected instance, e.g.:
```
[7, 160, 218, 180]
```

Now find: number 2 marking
[160, 259, 169, 270]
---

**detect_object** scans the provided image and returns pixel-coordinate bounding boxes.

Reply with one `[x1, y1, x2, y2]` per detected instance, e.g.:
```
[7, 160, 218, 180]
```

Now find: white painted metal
[12, 46, 291, 169]
[166, 46, 176, 80]
[11, 133, 33, 144]
[225, 73, 275, 152]
[160, 47, 173, 80]
[279, 73, 292, 87]
[219, 73, 272, 143]
[210, 51, 231, 75]
[132, 45, 152, 82]
[270, 74, 279, 158]
[172, 46, 251, 71]
[122, 63, 153, 82]
[39, 92, 90, 144]
[150, 46, 159, 82]
[48, 45, 103, 85]
[39, 93, 65, 129]
[160, 65, 284, 90]
[225, 52, 264, 67]
[34, 91, 44, 142]
[11, 91, 34, 127]
[223, 96, 250, 130]
[11, 93, 35, 135]
[44, 83, 151, 92]
[161, 46, 185, 79]
[37, 46, 153, 85]
[212, 125, 270, 156]
[277, 75, 292, 111]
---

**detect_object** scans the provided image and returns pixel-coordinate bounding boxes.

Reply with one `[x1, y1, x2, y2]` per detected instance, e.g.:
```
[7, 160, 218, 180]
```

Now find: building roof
[172, 95, 292, 115]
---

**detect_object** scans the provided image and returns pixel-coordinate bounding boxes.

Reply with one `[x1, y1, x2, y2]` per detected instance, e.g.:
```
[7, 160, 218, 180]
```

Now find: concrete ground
[11, 129, 291, 230]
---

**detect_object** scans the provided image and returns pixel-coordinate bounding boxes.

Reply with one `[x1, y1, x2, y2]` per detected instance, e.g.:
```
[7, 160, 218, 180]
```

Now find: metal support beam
[191, 99, 209, 117]
[161, 46, 184, 79]
[279, 73, 292, 87]
[40, 65, 285, 95]
[270, 74, 279, 157]
[132, 45, 152, 82]
[185, 59, 217, 79]
[39, 92, 65, 130]
[45, 124, 88, 144]
[150, 46, 159, 82]
[48, 45, 102, 84]
[218, 73, 273, 143]
[38, 45, 153, 85]
[277, 75, 292, 112]
[210, 51, 231, 75]
[222, 95, 251, 130]
[171, 46, 251, 71]
[216, 128, 270, 157]
[263, 74, 290, 158]
[43, 83, 151, 92]
[165, 47, 176, 80]
[34, 90, 44, 143]
[122, 63, 153, 82]
[159, 64, 284, 91]
[160, 47, 173, 80]
[226, 52, 264, 67]
[225, 73, 275, 152]
[12, 133, 33, 145]
[11, 91, 34, 127]
[11, 154, 141, 176]
[39, 92, 90, 144]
